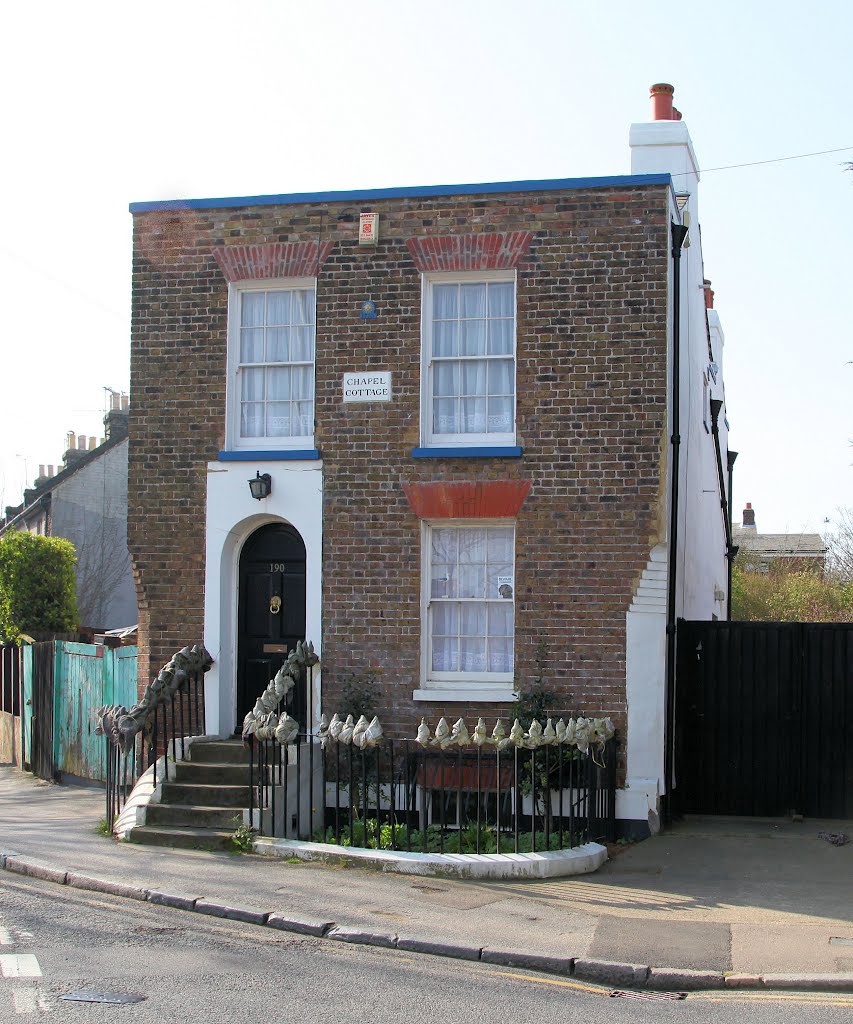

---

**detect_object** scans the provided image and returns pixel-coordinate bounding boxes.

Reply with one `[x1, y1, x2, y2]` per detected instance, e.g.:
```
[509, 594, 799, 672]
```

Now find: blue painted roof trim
[218, 449, 321, 462]
[130, 174, 672, 214]
[411, 446, 523, 459]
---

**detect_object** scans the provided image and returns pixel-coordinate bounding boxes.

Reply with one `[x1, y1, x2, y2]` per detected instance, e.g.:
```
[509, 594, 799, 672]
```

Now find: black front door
[237, 523, 307, 730]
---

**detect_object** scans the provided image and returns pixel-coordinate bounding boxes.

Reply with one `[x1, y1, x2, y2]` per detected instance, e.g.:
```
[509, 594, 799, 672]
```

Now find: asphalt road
[2, 875, 853, 1024]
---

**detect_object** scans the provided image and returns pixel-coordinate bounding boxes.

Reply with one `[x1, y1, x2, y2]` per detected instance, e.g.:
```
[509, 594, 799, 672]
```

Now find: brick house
[128, 85, 732, 835]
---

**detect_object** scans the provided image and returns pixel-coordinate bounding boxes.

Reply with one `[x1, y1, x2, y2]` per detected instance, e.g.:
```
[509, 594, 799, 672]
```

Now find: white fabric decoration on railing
[240, 640, 319, 741]
[416, 719, 431, 747]
[338, 714, 355, 745]
[410, 715, 615, 752]
[274, 713, 299, 746]
[95, 644, 214, 753]
[431, 717, 453, 749]
[450, 718, 470, 746]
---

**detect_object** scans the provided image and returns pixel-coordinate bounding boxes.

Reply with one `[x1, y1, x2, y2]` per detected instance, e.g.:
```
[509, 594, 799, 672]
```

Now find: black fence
[104, 665, 207, 829]
[677, 620, 853, 818]
[249, 734, 617, 853]
[30, 642, 57, 782]
[0, 643, 22, 717]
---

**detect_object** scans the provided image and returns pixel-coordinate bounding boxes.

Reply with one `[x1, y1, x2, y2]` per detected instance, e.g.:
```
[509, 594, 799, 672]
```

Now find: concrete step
[160, 782, 250, 808]
[190, 740, 252, 765]
[173, 762, 253, 785]
[145, 804, 245, 830]
[128, 825, 238, 852]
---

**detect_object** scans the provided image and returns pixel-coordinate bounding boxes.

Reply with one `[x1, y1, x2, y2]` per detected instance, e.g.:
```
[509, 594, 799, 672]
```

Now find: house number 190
[269, 563, 286, 572]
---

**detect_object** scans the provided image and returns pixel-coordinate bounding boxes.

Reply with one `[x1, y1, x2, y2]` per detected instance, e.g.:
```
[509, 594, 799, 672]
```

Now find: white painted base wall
[623, 545, 668, 833]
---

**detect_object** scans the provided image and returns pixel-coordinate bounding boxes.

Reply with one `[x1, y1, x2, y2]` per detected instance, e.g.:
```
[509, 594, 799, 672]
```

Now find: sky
[1, 0, 851, 538]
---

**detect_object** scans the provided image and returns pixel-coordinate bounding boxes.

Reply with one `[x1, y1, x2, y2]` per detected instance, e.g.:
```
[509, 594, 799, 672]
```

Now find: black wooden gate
[30, 641, 58, 782]
[677, 620, 853, 818]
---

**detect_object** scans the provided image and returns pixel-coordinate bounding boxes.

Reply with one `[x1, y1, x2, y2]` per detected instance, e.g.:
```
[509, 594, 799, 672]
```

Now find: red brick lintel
[403, 480, 532, 519]
[213, 241, 334, 282]
[405, 232, 534, 273]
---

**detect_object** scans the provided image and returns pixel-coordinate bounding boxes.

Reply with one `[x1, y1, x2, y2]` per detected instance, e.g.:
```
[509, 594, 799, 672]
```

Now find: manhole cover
[62, 991, 147, 1004]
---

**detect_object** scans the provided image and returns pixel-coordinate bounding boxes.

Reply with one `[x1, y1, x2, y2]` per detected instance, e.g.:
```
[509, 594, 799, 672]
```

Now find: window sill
[411, 446, 523, 459]
[218, 449, 321, 462]
[413, 686, 518, 703]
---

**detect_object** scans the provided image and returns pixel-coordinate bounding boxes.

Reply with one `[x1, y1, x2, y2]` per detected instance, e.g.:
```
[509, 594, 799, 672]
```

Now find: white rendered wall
[631, 116, 730, 622]
[50, 440, 137, 629]
[203, 459, 323, 736]
[623, 114, 732, 824]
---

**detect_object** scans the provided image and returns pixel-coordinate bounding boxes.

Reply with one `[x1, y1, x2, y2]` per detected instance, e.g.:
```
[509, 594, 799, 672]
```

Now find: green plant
[313, 818, 581, 855]
[0, 532, 78, 643]
[339, 670, 381, 720]
[95, 818, 112, 837]
[230, 823, 257, 852]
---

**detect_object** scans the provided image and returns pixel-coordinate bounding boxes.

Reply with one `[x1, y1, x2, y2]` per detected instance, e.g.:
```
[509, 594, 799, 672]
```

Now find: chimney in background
[104, 391, 130, 441]
[64, 429, 87, 468]
[742, 503, 757, 530]
[704, 279, 715, 309]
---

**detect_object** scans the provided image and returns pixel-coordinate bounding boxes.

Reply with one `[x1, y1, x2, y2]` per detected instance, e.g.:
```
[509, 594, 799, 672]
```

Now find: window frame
[419, 270, 517, 449]
[225, 278, 317, 451]
[415, 519, 517, 703]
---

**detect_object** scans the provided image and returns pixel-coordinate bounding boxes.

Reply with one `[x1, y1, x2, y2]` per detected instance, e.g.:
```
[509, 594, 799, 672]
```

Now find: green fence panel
[52, 643, 138, 782]
[108, 646, 139, 709]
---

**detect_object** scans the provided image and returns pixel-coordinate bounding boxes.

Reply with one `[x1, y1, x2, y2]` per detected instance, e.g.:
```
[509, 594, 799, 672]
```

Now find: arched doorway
[237, 522, 307, 729]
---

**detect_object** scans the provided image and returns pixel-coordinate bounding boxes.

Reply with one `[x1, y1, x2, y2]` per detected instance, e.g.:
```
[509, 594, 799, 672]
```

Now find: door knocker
[269, 595, 282, 615]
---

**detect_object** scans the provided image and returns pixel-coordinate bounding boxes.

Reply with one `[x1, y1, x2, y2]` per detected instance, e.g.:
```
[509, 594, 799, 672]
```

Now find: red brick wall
[129, 186, 670, 747]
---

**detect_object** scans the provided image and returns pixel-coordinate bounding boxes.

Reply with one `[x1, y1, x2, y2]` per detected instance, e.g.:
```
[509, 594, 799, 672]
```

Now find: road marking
[12, 988, 37, 1014]
[478, 969, 607, 995]
[0, 927, 13, 945]
[693, 991, 853, 1007]
[0, 954, 43, 978]
[10, 988, 51, 1014]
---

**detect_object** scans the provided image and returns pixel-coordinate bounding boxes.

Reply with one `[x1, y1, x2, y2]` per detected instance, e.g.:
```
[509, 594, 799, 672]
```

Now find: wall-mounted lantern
[248, 471, 272, 500]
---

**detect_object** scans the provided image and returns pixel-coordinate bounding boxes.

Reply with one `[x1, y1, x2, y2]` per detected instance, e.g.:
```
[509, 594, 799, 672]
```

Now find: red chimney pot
[649, 83, 676, 121]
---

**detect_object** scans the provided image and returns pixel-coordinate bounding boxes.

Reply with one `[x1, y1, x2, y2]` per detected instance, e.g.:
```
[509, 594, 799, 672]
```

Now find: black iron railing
[99, 645, 212, 829]
[249, 731, 617, 853]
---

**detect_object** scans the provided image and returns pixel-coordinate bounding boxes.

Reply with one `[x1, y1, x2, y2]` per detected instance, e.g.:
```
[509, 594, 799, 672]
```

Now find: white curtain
[429, 526, 514, 676]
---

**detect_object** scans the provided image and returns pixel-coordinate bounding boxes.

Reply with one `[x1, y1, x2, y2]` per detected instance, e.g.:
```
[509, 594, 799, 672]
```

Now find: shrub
[0, 532, 78, 643]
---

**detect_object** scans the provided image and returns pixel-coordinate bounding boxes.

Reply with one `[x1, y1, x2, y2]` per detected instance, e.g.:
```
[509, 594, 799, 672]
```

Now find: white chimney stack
[629, 82, 700, 193]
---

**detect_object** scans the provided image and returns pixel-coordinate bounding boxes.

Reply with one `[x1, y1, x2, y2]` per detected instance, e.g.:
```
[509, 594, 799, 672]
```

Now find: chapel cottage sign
[342, 372, 392, 403]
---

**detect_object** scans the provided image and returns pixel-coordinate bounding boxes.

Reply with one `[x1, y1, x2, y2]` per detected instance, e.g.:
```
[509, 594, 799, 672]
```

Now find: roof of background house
[0, 409, 128, 533]
[732, 528, 826, 556]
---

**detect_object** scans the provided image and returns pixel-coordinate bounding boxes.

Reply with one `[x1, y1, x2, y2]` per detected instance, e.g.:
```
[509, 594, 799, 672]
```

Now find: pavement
[2, 765, 853, 993]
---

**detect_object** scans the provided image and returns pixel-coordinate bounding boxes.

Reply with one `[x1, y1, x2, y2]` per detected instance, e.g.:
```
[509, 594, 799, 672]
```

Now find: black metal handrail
[99, 645, 212, 829]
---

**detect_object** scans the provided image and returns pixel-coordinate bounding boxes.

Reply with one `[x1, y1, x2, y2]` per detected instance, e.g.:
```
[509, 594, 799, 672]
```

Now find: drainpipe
[664, 221, 689, 823]
[726, 449, 739, 620]
[709, 399, 738, 620]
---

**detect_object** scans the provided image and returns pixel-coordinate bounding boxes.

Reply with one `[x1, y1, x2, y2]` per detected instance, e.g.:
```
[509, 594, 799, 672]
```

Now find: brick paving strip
[4, 850, 853, 994]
